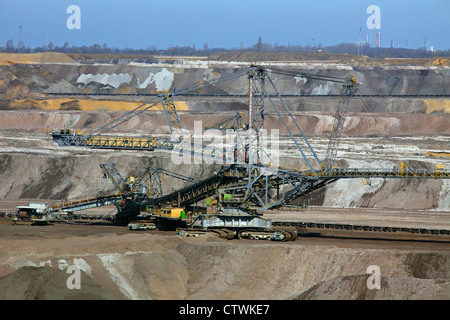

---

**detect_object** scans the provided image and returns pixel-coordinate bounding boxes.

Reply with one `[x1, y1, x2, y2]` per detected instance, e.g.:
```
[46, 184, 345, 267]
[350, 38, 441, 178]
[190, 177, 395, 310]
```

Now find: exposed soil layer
[1, 61, 449, 113]
[207, 51, 450, 67]
[0, 52, 75, 65]
[0, 223, 448, 300]
[0, 109, 448, 136]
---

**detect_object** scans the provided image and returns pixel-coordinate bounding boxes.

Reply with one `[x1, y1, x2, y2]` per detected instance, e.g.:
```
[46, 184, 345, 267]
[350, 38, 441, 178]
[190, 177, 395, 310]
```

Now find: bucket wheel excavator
[49, 65, 450, 240]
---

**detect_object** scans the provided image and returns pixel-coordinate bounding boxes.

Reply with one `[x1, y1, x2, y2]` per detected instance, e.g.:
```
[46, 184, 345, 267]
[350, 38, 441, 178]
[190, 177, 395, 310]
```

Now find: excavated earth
[0, 54, 448, 300]
[0, 224, 448, 300]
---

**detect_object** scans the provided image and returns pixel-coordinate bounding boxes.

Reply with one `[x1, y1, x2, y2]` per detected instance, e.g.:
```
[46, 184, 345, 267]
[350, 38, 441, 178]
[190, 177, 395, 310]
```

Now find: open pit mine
[0, 52, 449, 300]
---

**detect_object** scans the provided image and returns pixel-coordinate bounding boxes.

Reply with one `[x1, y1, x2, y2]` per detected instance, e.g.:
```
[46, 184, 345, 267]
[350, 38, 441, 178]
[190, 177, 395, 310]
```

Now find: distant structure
[357, 27, 364, 55]
[256, 36, 262, 51]
[376, 32, 381, 48]
[366, 34, 372, 47]
[18, 25, 23, 52]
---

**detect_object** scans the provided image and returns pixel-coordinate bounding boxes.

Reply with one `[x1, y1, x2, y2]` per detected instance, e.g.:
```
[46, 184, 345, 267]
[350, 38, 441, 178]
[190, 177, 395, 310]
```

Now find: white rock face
[76, 73, 132, 88]
[137, 68, 174, 91]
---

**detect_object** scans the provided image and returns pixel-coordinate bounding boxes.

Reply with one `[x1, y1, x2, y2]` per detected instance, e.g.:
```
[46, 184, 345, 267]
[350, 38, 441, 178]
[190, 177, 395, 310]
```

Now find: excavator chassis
[176, 227, 297, 241]
[128, 209, 297, 241]
[179, 211, 297, 240]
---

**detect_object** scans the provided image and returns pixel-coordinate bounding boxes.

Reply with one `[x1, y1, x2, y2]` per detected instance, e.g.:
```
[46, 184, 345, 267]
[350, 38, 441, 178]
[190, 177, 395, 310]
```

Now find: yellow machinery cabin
[159, 207, 185, 219]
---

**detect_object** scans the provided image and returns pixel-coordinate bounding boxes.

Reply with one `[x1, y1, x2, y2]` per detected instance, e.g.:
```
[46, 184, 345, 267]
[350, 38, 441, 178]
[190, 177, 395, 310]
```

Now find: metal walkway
[51, 131, 174, 151]
[49, 193, 123, 213]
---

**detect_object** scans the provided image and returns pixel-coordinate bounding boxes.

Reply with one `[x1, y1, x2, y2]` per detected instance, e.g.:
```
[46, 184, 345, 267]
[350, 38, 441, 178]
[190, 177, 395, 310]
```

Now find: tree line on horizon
[1, 37, 449, 59]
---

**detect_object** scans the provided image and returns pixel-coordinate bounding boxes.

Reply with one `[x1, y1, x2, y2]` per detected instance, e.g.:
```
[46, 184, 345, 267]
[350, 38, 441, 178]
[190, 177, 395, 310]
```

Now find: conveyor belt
[43, 92, 450, 99]
[49, 193, 123, 212]
[272, 221, 450, 237]
[150, 171, 240, 208]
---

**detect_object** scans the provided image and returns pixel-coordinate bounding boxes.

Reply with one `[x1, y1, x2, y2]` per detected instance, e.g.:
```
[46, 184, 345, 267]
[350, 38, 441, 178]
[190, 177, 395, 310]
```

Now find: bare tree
[6, 39, 14, 52]
[256, 36, 262, 51]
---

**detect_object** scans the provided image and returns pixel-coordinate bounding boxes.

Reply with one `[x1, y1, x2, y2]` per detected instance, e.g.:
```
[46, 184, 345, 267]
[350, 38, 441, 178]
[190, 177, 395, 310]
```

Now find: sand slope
[0, 52, 75, 65]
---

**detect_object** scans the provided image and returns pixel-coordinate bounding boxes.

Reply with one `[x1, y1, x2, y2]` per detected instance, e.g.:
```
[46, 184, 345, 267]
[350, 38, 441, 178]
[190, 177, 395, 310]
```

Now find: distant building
[375, 32, 381, 48]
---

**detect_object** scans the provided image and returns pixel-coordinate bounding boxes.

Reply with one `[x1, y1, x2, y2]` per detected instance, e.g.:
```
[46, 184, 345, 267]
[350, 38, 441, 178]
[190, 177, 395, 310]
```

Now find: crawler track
[176, 227, 298, 241]
[175, 228, 235, 240]
[237, 228, 298, 241]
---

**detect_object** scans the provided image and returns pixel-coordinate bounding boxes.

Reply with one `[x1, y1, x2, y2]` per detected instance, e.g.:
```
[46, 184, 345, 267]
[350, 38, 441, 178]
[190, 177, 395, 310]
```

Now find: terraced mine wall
[1, 62, 449, 113]
[0, 58, 448, 301]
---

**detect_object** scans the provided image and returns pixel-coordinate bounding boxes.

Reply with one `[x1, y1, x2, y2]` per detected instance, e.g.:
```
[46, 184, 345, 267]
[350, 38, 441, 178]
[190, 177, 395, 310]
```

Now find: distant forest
[2, 37, 449, 58]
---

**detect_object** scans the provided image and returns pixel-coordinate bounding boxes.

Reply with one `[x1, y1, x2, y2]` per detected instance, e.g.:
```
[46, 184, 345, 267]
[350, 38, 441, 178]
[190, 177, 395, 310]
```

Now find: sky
[1, 0, 449, 50]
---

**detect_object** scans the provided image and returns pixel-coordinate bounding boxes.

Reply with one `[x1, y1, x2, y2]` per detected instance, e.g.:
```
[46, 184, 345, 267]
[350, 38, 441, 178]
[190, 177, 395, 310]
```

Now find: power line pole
[18, 25, 23, 52]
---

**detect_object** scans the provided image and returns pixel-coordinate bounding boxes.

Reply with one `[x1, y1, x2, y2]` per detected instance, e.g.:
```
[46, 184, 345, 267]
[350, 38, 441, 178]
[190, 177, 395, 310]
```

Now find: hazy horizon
[1, 0, 449, 51]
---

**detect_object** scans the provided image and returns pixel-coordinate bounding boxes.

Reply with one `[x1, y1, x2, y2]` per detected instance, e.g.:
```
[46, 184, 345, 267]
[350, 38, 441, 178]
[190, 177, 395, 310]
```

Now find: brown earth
[0, 222, 448, 300]
[2, 52, 448, 67]
[0, 52, 75, 65]
[292, 274, 449, 300]
[208, 51, 450, 66]
[2, 98, 188, 112]
[0, 109, 448, 136]
[0, 266, 116, 300]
